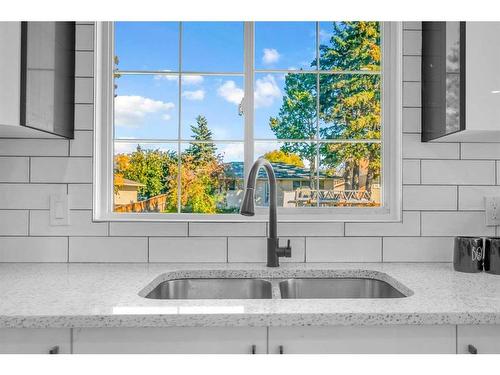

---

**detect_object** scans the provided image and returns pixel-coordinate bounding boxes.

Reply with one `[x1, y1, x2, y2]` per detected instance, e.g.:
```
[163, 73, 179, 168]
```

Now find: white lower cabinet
[72, 327, 267, 354]
[0, 328, 71, 354]
[268, 325, 457, 354]
[457, 325, 500, 354]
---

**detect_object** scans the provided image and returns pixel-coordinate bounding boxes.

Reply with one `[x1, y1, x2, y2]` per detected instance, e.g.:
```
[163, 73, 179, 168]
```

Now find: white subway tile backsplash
[69, 237, 147, 262]
[403, 30, 422, 56]
[403, 82, 421, 107]
[403, 56, 421, 81]
[149, 237, 226, 262]
[402, 107, 421, 133]
[403, 159, 420, 184]
[74, 104, 93, 130]
[189, 222, 266, 237]
[75, 24, 94, 50]
[0, 237, 67, 262]
[75, 51, 93, 77]
[421, 212, 495, 236]
[75, 78, 93, 104]
[0, 139, 68, 156]
[277, 222, 344, 237]
[345, 212, 420, 237]
[383, 237, 453, 262]
[68, 184, 93, 209]
[70, 131, 93, 157]
[497, 162, 500, 184]
[0, 210, 28, 235]
[30, 157, 92, 183]
[421, 160, 496, 185]
[0, 184, 66, 209]
[30, 210, 107, 236]
[110, 222, 188, 237]
[0, 157, 29, 182]
[403, 134, 459, 159]
[228, 237, 305, 263]
[403, 185, 457, 210]
[461, 143, 500, 159]
[306, 237, 382, 262]
[458, 186, 500, 210]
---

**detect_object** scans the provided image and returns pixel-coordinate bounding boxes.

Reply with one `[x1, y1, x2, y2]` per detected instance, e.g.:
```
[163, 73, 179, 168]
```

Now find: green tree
[318, 22, 381, 192]
[114, 145, 175, 200]
[269, 73, 317, 186]
[269, 21, 381, 193]
[185, 115, 217, 164]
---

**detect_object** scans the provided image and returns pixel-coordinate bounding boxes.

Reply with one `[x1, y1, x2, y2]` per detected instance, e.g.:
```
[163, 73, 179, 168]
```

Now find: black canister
[453, 237, 483, 273]
[485, 237, 500, 275]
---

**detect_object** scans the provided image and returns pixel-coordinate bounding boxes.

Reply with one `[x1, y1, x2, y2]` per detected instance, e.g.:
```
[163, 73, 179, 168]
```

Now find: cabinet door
[0, 328, 71, 354]
[457, 325, 500, 354]
[73, 327, 267, 354]
[269, 325, 456, 354]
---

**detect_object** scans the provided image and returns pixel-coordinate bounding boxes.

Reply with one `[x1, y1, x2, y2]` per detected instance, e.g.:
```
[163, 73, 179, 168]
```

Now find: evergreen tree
[185, 115, 217, 164]
[269, 22, 381, 193]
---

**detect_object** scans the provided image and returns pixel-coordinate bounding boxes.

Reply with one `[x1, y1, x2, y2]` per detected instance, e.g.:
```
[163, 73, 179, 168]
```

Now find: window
[94, 22, 402, 222]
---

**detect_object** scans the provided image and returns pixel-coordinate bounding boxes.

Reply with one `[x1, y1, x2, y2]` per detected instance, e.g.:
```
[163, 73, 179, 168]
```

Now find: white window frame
[93, 21, 402, 222]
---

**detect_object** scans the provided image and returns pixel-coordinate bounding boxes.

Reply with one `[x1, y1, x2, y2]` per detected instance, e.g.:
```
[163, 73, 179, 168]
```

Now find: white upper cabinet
[0, 22, 75, 139]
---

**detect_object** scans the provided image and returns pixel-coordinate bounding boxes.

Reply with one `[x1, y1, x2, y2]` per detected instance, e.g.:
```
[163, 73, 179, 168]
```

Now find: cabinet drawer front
[73, 327, 267, 354]
[269, 325, 456, 354]
[457, 325, 500, 354]
[0, 328, 71, 354]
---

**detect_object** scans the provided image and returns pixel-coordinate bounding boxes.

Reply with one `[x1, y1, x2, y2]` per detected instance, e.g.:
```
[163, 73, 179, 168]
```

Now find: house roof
[121, 178, 146, 187]
[224, 162, 342, 180]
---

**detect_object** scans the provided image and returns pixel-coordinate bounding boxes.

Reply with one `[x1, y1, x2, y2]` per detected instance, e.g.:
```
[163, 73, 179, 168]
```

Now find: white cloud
[154, 70, 177, 81]
[254, 74, 281, 108]
[182, 89, 205, 101]
[114, 95, 175, 127]
[114, 142, 139, 154]
[153, 72, 204, 86]
[182, 75, 204, 85]
[217, 143, 244, 163]
[217, 80, 244, 105]
[262, 48, 280, 65]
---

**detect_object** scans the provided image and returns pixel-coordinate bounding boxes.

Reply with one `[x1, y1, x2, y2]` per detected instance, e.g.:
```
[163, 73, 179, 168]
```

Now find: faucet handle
[284, 239, 292, 258]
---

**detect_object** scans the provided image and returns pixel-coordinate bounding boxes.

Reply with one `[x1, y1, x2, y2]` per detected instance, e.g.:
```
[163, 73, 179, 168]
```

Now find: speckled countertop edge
[1, 262, 500, 328]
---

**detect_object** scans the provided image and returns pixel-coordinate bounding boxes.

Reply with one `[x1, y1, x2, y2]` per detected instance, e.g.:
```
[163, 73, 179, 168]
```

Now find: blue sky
[113, 22, 335, 161]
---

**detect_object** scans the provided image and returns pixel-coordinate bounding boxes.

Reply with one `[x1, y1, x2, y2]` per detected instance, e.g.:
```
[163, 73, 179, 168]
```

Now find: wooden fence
[114, 194, 168, 213]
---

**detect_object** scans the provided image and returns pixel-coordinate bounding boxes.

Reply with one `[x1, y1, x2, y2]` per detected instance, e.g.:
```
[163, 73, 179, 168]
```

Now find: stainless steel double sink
[144, 277, 406, 300]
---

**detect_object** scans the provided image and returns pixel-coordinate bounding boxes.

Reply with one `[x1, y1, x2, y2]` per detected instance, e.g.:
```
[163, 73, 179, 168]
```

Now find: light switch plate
[50, 194, 70, 226]
[485, 196, 500, 226]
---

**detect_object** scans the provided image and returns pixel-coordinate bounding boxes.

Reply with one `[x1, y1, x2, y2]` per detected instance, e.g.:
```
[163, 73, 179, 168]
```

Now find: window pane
[113, 143, 178, 212]
[114, 74, 179, 140]
[182, 22, 244, 72]
[179, 142, 244, 214]
[255, 141, 317, 207]
[114, 22, 179, 71]
[319, 74, 381, 140]
[254, 73, 317, 139]
[319, 142, 381, 207]
[319, 22, 381, 72]
[181, 75, 244, 140]
[255, 22, 317, 71]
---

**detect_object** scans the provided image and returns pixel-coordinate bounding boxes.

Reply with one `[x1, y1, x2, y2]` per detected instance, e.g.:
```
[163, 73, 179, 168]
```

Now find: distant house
[114, 178, 145, 205]
[222, 162, 346, 208]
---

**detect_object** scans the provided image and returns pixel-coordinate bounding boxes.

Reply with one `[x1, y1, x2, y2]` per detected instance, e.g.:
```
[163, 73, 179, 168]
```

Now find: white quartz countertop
[1, 262, 500, 328]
